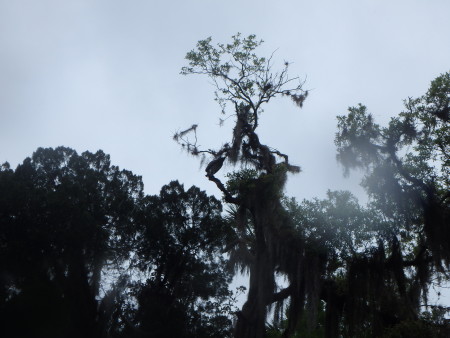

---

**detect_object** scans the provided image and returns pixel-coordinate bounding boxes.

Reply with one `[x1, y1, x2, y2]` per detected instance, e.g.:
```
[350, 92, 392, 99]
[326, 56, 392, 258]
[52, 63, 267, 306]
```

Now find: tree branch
[206, 174, 239, 204]
[268, 285, 292, 304]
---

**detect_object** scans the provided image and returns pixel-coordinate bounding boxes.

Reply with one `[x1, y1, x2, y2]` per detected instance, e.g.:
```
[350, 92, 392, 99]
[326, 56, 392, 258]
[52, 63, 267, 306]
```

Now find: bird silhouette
[205, 157, 226, 177]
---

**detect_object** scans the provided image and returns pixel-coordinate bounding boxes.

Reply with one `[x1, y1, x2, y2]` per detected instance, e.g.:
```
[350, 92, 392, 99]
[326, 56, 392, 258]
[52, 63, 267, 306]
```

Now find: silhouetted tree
[263, 71, 450, 338]
[178, 38, 450, 337]
[0, 147, 143, 338]
[124, 181, 235, 338]
[0, 148, 236, 338]
[177, 34, 313, 338]
[245, 70, 450, 338]
[317, 71, 450, 337]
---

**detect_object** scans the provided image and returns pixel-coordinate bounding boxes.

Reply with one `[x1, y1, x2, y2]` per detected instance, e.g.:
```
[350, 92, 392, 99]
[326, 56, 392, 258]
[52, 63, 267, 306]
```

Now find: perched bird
[205, 157, 226, 177]
[263, 83, 272, 92]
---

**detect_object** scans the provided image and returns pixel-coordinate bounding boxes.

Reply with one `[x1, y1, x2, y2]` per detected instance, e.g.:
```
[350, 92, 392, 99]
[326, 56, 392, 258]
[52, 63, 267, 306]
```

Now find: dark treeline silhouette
[0, 147, 234, 338]
[0, 34, 449, 337]
[176, 34, 450, 338]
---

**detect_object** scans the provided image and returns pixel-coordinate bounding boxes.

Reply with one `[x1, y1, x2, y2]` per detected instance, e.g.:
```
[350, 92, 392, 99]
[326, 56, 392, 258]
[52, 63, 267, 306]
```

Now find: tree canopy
[0, 147, 235, 338]
[178, 33, 313, 338]
[0, 34, 449, 338]
[176, 33, 450, 337]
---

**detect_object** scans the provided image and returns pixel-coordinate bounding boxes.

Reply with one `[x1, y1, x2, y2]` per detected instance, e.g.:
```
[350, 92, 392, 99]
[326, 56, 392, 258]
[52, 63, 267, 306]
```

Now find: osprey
[205, 157, 225, 177]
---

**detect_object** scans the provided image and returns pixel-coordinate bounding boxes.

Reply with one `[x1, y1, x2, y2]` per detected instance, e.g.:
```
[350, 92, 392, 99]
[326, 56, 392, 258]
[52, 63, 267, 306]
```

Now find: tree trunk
[234, 187, 276, 338]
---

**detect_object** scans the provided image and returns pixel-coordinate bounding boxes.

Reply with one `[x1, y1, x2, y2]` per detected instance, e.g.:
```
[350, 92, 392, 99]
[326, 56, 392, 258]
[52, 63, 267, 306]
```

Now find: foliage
[181, 33, 307, 120]
[176, 33, 305, 174]
[266, 301, 326, 338]
[258, 72, 450, 337]
[336, 72, 450, 268]
[0, 147, 141, 338]
[0, 147, 235, 338]
[126, 181, 235, 338]
[329, 71, 450, 336]
[178, 33, 310, 338]
[1, 36, 448, 338]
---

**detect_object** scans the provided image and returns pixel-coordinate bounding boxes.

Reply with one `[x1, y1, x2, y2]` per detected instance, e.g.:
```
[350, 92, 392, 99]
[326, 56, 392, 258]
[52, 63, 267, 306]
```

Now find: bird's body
[205, 157, 225, 177]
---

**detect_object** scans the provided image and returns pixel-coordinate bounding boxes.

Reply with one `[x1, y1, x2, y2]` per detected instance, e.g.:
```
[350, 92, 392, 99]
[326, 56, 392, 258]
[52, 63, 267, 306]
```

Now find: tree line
[0, 35, 449, 337]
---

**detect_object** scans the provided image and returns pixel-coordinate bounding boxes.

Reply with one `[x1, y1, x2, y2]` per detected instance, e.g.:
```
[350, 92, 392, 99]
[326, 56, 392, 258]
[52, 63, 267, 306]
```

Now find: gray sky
[1, 0, 449, 201]
[1, 0, 450, 307]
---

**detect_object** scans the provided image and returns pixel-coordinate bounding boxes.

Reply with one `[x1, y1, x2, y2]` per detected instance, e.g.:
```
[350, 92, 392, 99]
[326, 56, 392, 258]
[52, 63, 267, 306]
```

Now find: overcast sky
[1, 0, 449, 203]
